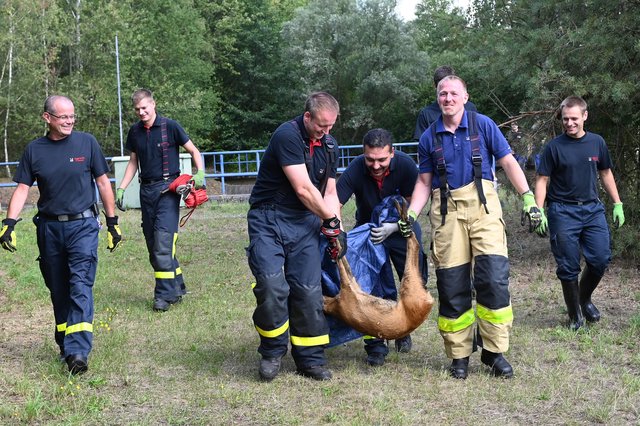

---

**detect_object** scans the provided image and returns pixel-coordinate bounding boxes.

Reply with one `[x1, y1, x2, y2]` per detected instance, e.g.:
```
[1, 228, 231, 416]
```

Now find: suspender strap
[432, 125, 449, 226]
[160, 118, 170, 178]
[468, 112, 489, 214]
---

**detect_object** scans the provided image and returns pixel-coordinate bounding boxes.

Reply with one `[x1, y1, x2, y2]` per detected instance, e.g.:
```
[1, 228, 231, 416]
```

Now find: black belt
[550, 199, 597, 206]
[140, 173, 179, 185]
[40, 208, 95, 222]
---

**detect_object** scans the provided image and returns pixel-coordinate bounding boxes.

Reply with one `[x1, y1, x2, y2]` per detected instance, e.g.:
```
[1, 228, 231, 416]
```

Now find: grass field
[0, 195, 639, 425]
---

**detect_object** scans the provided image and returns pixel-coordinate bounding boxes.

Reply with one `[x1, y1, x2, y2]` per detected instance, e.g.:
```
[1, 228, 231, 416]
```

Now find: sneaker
[366, 353, 386, 367]
[480, 350, 513, 378]
[296, 365, 332, 381]
[395, 335, 412, 353]
[66, 354, 88, 375]
[258, 357, 282, 382]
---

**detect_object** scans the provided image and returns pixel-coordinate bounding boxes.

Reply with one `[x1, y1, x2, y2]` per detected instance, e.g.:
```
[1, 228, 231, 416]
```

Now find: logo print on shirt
[70, 156, 86, 163]
[588, 156, 598, 162]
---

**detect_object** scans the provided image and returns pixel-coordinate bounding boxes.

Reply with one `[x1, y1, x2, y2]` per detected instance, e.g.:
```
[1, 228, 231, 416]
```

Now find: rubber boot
[561, 280, 584, 331]
[579, 265, 602, 323]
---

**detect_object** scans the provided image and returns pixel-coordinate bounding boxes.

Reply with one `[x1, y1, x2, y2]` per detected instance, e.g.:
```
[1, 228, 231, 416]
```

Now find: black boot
[561, 280, 584, 330]
[579, 265, 602, 322]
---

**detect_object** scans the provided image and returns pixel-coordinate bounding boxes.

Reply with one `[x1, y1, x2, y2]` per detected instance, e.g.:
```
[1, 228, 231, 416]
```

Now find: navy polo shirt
[337, 150, 417, 226]
[249, 115, 339, 210]
[125, 115, 190, 181]
[537, 132, 613, 203]
[418, 111, 511, 190]
[13, 131, 110, 216]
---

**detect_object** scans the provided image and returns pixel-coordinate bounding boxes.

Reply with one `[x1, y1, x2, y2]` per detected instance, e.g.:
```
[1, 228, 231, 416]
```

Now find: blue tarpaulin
[321, 195, 404, 347]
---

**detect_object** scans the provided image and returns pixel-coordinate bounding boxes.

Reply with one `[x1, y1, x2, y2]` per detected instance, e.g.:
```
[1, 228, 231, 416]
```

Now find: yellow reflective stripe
[65, 322, 93, 335]
[176, 267, 182, 276]
[363, 335, 377, 340]
[57, 323, 67, 332]
[155, 271, 175, 279]
[255, 320, 289, 338]
[251, 282, 256, 289]
[172, 233, 178, 258]
[477, 303, 513, 324]
[438, 308, 476, 333]
[291, 334, 330, 347]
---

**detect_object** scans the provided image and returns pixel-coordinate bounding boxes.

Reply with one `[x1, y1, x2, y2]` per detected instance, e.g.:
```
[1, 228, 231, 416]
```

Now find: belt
[140, 173, 180, 185]
[40, 208, 95, 222]
[550, 199, 597, 206]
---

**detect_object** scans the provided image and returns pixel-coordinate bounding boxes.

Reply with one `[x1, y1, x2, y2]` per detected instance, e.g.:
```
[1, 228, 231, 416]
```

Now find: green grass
[0, 198, 639, 425]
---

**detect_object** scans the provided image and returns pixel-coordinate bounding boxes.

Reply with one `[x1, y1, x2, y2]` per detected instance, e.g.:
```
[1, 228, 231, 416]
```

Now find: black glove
[321, 216, 347, 262]
[105, 215, 122, 252]
[0, 218, 19, 252]
[326, 232, 347, 262]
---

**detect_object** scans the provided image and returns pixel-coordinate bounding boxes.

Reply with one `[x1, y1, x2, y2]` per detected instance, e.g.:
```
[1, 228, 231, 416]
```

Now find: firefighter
[534, 96, 624, 330]
[401, 76, 540, 379]
[246, 92, 345, 382]
[0, 95, 122, 375]
[336, 128, 428, 366]
[117, 89, 205, 312]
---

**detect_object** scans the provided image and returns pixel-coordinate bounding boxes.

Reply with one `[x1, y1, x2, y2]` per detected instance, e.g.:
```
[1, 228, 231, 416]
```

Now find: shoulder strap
[432, 125, 449, 225]
[467, 111, 489, 213]
[160, 118, 170, 178]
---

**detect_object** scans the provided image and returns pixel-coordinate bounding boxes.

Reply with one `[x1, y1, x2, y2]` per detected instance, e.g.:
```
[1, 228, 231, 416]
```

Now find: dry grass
[0, 195, 639, 425]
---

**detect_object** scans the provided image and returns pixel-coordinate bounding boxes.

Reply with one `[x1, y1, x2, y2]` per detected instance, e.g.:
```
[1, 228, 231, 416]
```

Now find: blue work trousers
[548, 201, 611, 281]
[140, 181, 184, 301]
[36, 216, 99, 358]
[246, 204, 329, 369]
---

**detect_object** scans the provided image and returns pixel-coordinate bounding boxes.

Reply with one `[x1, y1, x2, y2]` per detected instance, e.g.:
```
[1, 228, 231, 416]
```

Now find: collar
[435, 110, 470, 135]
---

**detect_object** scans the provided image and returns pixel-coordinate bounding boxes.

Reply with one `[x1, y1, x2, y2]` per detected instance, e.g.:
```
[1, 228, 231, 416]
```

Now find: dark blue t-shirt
[125, 115, 190, 181]
[537, 132, 613, 203]
[13, 131, 110, 215]
[418, 111, 511, 190]
[337, 151, 417, 226]
[249, 115, 339, 210]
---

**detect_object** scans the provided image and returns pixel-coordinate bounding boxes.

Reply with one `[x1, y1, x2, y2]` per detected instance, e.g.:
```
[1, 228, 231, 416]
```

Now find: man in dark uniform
[117, 89, 205, 312]
[403, 76, 539, 379]
[0, 95, 122, 375]
[246, 92, 346, 382]
[414, 65, 478, 140]
[534, 96, 624, 330]
[336, 128, 427, 366]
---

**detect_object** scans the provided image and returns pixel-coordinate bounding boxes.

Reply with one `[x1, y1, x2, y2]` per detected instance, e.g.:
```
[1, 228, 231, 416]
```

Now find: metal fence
[0, 141, 419, 195]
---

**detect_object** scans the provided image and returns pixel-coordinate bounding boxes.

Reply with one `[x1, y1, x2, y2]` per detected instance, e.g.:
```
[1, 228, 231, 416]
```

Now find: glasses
[47, 112, 77, 121]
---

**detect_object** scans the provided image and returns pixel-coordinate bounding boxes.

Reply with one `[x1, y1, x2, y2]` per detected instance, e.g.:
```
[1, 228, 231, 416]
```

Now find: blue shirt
[537, 132, 613, 203]
[337, 151, 417, 226]
[418, 111, 511, 189]
[13, 131, 110, 216]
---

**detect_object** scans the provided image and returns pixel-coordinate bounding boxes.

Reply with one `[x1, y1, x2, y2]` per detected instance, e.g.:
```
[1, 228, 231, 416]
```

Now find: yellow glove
[612, 203, 625, 228]
[105, 215, 122, 252]
[0, 218, 19, 252]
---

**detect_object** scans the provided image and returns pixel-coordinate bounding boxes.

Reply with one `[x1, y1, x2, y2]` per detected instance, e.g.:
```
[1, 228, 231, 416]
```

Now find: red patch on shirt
[309, 139, 322, 157]
[70, 156, 86, 163]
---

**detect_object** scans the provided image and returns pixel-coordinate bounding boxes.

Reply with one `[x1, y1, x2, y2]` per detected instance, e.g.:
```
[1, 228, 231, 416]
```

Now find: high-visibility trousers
[430, 180, 513, 359]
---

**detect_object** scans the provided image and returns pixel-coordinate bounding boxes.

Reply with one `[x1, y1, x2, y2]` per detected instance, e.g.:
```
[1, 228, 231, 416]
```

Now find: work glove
[321, 216, 347, 261]
[0, 218, 20, 252]
[398, 209, 417, 238]
[192, 169, 205, 189]
[612, 203, 625, 228]
[370, 222, 399, 244]
[535, 207, 548, 237]
[115, 188, 126, 212]
[105, 215, 122, 252]
[521, 191, 542, 232]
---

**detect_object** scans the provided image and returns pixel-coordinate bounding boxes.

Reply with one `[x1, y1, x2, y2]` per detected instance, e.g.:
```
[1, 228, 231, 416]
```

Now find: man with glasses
[0, 95, 122, 375]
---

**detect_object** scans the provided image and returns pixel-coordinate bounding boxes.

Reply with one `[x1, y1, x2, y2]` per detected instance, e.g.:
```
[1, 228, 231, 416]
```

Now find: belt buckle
[57, 214, 70, 222]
